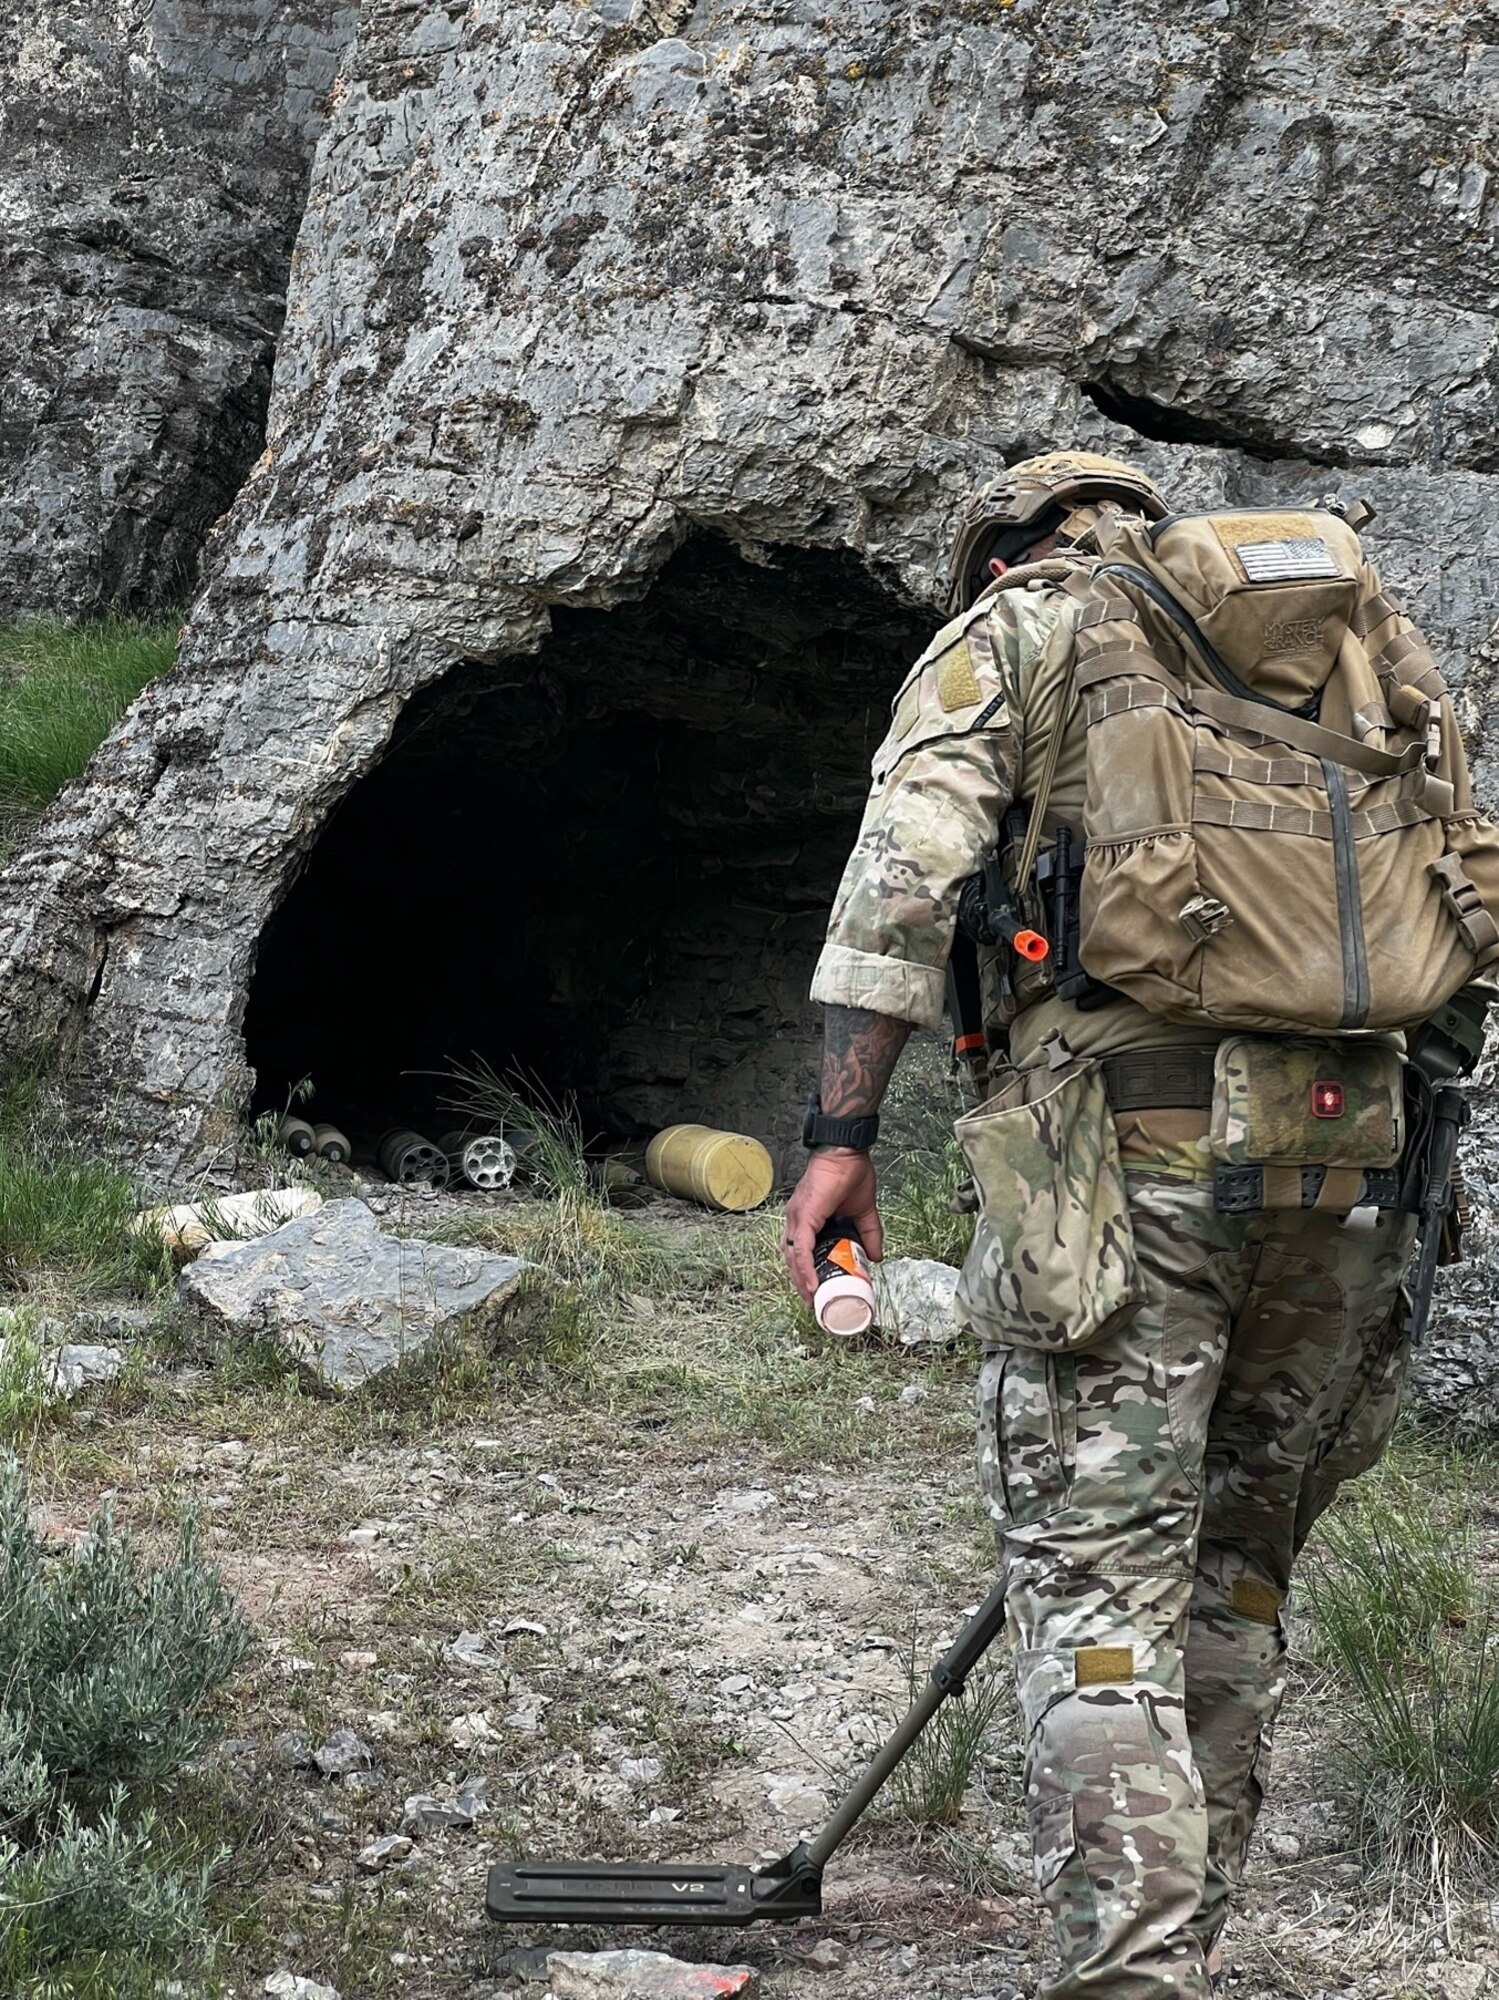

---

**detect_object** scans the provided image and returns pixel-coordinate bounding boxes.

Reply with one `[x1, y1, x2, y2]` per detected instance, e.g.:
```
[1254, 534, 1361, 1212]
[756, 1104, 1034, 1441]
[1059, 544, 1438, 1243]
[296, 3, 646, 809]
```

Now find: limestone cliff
[0, 0, 1496, 1396]
[0, 0, 357, 615]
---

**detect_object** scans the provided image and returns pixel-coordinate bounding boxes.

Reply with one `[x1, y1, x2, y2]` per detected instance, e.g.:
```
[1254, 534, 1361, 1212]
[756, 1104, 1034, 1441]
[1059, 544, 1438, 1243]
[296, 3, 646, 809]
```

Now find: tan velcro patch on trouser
[1074, 1646, 1134, 1686]
[1231, 1579, 1283, 1624]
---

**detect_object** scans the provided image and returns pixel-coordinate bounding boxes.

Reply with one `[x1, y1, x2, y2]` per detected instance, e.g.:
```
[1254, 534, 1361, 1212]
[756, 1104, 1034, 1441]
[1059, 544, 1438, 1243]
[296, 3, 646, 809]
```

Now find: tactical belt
[1100, 1047, 1216, 1111]
[1213, 1163, 1404, 1213]
[1101, 1049, 1409, 1214]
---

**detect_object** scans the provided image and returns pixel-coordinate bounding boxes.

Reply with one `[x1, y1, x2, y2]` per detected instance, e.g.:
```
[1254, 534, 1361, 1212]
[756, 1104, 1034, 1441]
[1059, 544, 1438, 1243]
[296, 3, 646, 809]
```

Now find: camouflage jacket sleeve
[810, 587, 1064, 1029]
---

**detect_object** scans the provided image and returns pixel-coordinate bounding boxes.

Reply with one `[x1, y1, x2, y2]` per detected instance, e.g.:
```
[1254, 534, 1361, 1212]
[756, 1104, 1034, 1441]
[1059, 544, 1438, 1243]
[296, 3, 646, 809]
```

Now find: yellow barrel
[644, 1124, 774, 1213]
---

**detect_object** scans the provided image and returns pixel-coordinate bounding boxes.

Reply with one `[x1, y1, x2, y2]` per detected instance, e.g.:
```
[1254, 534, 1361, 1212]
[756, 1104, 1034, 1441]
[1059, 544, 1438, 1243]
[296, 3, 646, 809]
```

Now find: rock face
[0, 5, 1496, 1283]
[0, 0, 358, 617]
[179, 1198, 524, 1389]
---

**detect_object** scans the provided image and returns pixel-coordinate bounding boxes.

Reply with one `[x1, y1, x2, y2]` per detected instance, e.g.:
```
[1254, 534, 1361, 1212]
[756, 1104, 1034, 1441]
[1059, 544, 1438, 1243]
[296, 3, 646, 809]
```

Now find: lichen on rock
[0, 0, 1495, 1402]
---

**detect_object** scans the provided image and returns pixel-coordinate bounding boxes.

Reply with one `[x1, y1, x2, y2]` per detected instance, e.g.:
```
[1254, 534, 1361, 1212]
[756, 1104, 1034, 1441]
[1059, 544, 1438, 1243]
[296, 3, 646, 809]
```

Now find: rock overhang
[0, 0, 1493, 1217]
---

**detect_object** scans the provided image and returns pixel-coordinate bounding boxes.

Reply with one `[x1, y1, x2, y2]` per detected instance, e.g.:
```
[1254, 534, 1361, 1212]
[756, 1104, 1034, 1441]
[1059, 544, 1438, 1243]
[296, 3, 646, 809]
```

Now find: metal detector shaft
[485, 1576, 1012, 1928]
[806, 1575, 1010, 1870]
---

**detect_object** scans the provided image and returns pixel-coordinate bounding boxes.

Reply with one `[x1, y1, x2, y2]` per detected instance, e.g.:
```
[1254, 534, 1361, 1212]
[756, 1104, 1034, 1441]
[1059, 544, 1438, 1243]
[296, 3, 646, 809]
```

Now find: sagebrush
[0, 1454, 248, 1993]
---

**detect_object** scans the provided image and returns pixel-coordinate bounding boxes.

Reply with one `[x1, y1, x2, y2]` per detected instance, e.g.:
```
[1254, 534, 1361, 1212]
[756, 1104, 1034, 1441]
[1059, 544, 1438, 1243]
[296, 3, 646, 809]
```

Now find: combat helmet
[945, 450, 1170, 614]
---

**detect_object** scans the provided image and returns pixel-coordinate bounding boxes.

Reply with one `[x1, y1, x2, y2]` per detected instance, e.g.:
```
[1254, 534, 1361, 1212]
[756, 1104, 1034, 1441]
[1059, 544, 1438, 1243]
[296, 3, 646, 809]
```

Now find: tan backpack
[1060, 504, 1499, 1033]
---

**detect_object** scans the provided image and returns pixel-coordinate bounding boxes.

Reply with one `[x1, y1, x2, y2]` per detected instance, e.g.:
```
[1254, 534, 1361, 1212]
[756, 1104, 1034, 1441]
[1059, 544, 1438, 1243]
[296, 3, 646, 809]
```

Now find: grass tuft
[883, 1143, 975, 1268]
[1304, 1447, 1499, 1900]
[0, 618, 178, 839]
[0, 1078, 170, 1301]
[885, 1635, 1012, 1829]
[0, 1315, 68, 1448]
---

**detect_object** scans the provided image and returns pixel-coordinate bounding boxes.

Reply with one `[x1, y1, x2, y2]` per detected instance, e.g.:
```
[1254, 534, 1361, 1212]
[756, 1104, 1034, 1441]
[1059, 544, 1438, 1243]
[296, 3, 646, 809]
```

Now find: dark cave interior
[242, 535, 933, 1174]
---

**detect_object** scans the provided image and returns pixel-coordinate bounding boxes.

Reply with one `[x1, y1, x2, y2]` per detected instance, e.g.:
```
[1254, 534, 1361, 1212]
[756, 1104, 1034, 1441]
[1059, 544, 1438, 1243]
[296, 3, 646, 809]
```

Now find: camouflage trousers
[976, 1170, 1416, 2000]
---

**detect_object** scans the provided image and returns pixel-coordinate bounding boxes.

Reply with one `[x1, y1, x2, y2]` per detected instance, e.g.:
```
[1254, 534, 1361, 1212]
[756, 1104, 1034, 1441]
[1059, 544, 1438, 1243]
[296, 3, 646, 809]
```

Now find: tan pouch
[954, 1057, 1144, 1352]
[1209, 1037, 1404, 1173]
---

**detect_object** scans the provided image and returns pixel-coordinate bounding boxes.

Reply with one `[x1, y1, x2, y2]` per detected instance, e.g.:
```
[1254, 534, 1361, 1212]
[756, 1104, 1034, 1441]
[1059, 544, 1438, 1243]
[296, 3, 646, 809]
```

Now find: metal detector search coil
[485, 1578, 1013, 1929]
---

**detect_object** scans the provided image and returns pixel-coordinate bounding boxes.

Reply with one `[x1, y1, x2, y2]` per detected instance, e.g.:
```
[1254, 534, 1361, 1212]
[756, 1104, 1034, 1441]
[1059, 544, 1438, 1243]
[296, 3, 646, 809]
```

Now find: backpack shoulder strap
[1009, 563, 1097, 895]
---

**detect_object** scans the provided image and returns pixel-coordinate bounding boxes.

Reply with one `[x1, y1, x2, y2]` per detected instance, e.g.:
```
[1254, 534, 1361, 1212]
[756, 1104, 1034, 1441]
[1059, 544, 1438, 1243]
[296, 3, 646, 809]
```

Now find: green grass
[1305, 1455, 1476, 1663]
[885, 1637, 1012, 1828]
[0, 1315, 67, 1448]
[0, 1079, 170, 1302]
[1304, 1445, 1499, 1899]
[884, 1142, 975, 1268]
[0, 618, 179, 843]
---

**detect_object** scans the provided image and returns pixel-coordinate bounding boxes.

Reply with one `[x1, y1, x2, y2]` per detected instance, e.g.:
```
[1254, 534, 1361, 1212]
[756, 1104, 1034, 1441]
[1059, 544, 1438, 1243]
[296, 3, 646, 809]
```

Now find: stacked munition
[280, 1115, 350, 1163]
[378, 1128, 452, 1187]
[439, 1131, 518, 1191]
[279, 1115, 317, 1157]
[312, 1123, 351, 1164]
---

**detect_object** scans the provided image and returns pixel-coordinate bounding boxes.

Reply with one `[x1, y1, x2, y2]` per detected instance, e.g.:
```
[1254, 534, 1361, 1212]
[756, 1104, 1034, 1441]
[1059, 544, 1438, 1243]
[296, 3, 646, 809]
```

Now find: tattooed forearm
[820, 1005, 911, 1117]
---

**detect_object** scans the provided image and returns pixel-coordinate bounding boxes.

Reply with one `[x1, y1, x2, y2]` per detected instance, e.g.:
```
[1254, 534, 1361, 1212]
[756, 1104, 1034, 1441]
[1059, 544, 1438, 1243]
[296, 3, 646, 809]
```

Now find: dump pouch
[954, 1056, 1143, 1351]
[1208, 1036, 1404, 1212]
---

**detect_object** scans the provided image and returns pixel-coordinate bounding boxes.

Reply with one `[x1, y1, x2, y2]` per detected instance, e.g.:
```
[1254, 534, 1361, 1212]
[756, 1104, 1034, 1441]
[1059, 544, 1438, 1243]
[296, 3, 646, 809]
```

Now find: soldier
[782, 453, 1463, 1998]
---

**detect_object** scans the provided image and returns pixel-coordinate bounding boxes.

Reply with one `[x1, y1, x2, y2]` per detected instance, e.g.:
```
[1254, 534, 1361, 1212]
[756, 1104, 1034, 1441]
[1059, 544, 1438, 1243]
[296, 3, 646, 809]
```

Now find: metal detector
[486, 1576, 1008, 1927]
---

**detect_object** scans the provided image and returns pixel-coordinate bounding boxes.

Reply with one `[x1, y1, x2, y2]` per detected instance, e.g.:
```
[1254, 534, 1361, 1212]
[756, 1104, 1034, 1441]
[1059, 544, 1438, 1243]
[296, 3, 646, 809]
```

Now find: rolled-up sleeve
[810, 595, 1043, 1028]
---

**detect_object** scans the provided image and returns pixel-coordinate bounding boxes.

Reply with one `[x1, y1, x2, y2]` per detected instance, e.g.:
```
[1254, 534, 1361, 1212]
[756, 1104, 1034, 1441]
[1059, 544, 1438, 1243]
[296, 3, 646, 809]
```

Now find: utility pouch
[1209, 1036, 1404, 1211]
[954, 1056, 1144, 1351]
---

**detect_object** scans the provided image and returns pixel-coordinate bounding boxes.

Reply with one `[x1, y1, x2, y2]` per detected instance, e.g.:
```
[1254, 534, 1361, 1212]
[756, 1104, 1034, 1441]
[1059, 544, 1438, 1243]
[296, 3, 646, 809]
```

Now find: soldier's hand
[782, 1148, 883, 1306]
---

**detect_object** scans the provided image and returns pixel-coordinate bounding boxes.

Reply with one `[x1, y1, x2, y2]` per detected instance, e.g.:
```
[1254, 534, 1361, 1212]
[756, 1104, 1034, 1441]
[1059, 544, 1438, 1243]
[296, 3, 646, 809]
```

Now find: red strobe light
[1311, 1080, 1346, 1119]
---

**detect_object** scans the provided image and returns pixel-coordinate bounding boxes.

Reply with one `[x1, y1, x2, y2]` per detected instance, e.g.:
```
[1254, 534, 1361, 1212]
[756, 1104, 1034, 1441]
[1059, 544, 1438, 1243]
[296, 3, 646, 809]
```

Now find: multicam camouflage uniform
[811, 581, 1415, 2000]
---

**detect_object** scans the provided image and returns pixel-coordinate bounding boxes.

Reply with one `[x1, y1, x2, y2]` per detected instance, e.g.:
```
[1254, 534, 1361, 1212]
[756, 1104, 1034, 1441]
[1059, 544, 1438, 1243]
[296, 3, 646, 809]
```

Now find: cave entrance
[243, 536, 932, 1179]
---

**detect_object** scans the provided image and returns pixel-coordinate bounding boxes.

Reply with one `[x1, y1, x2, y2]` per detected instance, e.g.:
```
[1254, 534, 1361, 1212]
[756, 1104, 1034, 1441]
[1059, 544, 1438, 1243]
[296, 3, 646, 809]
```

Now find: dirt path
[23, 1190, 1499, 1999]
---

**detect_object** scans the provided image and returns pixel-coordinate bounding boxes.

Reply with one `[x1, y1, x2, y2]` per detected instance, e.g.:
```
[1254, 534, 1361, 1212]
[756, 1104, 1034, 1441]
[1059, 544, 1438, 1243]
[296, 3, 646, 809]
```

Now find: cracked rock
[803, 1940, 849, 1973]
[264, 1976, 342, 2000]
[271, 1731, 313, 1771]
[179, 1201, 523, 1390]
[311, 1729, 373, 1778]
[402, 1777, 488, 1833]
[875, 1259, 960, 1348]
[356, 1833, 413, 1873]
[547, 1951, 758, 1998]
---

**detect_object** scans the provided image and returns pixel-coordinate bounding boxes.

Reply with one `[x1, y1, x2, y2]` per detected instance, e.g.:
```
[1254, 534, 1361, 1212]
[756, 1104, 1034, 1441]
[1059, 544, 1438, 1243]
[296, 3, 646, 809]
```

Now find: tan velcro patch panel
[1074, 1646, 1134, 1687]
[937, 641, 982, 712]
[1210, 511, 1325, 553]
[1231, 1579, 1283, 1624]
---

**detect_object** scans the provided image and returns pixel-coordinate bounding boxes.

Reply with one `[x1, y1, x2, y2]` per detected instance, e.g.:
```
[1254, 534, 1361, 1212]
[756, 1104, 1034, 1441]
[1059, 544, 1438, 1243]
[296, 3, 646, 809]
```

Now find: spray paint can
[812, 1217, 876, 1337]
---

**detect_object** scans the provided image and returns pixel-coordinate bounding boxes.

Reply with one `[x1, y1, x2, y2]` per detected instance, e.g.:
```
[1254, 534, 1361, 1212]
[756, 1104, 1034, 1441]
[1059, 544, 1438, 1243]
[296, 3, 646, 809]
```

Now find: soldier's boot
[1008, 1578, 1214, 2000]
[1181, 1547, 1288, 1960]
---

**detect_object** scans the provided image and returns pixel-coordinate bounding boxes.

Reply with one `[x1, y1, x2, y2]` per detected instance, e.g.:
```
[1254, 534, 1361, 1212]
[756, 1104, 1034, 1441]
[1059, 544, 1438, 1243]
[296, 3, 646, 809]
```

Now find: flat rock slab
[179, 1198, 522, 1389]
[548, 1952, 757, 1998]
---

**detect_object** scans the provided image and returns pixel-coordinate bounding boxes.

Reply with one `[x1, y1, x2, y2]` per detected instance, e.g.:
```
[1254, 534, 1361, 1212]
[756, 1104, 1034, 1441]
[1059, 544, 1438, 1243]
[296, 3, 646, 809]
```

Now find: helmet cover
[945, 451, 1170, 613]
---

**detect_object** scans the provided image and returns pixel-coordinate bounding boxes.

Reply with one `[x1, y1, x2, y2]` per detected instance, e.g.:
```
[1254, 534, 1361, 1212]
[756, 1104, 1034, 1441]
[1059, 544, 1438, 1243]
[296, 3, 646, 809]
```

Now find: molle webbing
[1184, 686, 1428, 778]
[1192, 789, 1446, 842]
[1349, 589, 1448, 697]
[1192, 741, 1454, 813]
[1101, 1048, 1217, 1111]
